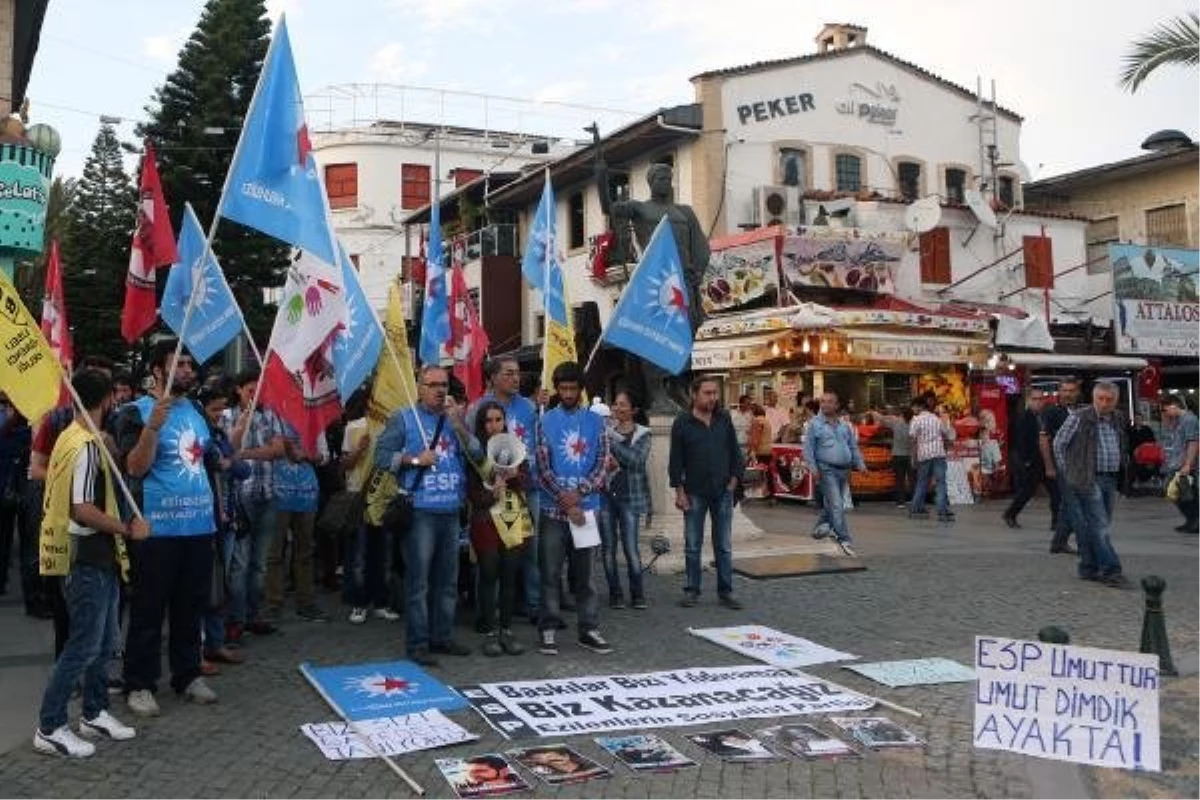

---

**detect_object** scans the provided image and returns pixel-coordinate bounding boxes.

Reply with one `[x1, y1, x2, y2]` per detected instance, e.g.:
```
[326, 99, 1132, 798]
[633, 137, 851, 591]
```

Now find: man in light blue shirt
[802, 391, 866, 557]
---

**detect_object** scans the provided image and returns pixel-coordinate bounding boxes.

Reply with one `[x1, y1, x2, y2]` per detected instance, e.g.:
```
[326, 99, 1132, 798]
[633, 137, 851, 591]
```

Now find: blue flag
[520, 172, 557, 291]
[161, 203, 243, 364]
[601, 216, 693, 375]
[418, 202, 449, 365]
[330, 244, 383, 401]
[301, 660, 467, 721]
[220, 16, 337, 266]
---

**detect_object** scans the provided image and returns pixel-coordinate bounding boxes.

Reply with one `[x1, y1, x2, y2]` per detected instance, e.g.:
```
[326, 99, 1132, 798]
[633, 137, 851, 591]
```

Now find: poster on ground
[1110, 244, 1199, 357]
[299, 709, 476, 761]
[434, 753, 531, 798]
[843, 657, 976, 687]
[457, 665, 875, 738]
[594, 734, 697, 771]
[973, 636, 1160, 771]
[506, 745, 611, 786]
[689, 625, 857, 668]
[302, 660, 468, 721]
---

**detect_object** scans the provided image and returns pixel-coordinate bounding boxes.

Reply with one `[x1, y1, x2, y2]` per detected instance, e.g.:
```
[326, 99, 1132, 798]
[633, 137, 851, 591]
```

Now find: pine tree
[137, 0, 287, 347]
[59, 124, 135, 363]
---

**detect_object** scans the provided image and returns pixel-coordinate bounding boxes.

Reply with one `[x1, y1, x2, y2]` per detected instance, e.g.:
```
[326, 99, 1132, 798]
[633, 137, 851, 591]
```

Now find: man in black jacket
[1002, 389, 1061, 532]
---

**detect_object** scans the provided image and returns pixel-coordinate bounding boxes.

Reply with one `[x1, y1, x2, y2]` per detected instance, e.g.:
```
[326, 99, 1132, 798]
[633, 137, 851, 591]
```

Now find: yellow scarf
[39, 421, 129, 581]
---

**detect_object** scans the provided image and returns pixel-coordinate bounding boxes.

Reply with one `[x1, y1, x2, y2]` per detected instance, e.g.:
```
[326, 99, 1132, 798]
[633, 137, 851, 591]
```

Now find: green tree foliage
[17, 176, 75, 305]
[1119, 12, 1199, 93]
[137, 0, 287, 346]
[59, 124, 135, 363]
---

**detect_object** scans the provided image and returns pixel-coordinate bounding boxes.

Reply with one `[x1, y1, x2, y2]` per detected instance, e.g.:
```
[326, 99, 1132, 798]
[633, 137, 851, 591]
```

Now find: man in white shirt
[908, 400, 956, 522]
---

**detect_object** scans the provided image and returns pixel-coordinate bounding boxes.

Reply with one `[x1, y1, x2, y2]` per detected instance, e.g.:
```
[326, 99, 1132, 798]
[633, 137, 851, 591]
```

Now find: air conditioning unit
[753, 184, 800, 227]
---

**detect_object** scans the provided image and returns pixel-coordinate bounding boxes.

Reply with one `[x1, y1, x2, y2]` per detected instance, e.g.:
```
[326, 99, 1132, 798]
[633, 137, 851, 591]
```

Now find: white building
[311, 120, 577, 309]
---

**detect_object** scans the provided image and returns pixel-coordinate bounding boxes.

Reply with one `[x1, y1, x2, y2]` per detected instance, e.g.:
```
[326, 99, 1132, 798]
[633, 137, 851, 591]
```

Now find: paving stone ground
[0, 495, 1196, 798]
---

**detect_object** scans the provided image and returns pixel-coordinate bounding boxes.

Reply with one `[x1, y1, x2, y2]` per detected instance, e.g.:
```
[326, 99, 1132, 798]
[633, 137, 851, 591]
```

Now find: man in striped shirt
[908, 400, 955, 522]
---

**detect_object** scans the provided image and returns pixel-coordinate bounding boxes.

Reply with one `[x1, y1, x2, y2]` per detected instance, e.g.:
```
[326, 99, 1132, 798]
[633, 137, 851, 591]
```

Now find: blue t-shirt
[537, 405, 607, 514]
[131, 396, 216, 536]
[375, 406, 471, 512]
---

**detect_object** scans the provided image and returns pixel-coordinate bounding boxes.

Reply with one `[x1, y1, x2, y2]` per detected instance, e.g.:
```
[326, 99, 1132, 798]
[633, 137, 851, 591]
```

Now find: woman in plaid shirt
[603, 389, 652, 610]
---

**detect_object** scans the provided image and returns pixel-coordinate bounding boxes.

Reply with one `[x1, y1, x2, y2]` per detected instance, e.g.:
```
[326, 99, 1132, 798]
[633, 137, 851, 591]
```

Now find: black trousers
[1005, 461, 1062, 523]
[123, 534, 213, 694]
[476, 543, 525, 632]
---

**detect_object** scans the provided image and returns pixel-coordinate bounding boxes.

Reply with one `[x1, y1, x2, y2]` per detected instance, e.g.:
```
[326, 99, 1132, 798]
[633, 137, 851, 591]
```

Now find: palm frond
[1119, 12, 1200, 92]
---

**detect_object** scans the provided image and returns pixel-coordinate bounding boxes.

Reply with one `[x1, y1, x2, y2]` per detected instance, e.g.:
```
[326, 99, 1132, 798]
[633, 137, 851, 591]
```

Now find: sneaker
[538, 629, 558, 656]
[182, 677, 218, 705]
[430, 640, 472, 657]
[499, 629, 525, 656]
[811, 523, 832, 540]
[372, 607, 401, 622]
[481, 634, 503, 658]
[609, 594, 625, 610]
[409, 647, 440, 668]
[126, 689, 160, 717]
[718, 594, 744, 610]
[297, 604, 330, 622]
[678, 592, 699, 608]
[631, 595, 648, 610]
[578, 630, 614, 655]
[79, 710, 136, 741]
[836, 539, 857, 558]
[1100, 574, 1134, 590]
[938, 512, 956, 523]
[348, 607, 368, 625]
[34, 726, 95, 758]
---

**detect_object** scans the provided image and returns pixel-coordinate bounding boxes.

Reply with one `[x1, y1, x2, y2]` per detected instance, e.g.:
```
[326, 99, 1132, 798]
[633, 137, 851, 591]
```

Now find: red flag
[259, 332, 343, 455]
[410, 231, 427, 286]
[121, 141, 178, 343]
[449, 244, 489, 402]
[40, 239, 72, 406]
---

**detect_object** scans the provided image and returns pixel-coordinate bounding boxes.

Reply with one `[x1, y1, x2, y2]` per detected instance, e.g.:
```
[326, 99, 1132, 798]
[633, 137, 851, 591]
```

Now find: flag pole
[539, 169, 552, 411]
[164, 14, 287, 396]
[371, 277, 427, 439]
[299, 663, 426, 795]
[60, 372, 145, 521]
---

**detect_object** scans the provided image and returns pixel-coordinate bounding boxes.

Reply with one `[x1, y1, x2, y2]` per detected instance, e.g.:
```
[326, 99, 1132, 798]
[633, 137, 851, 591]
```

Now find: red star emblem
[437, 435, 452, 454]
[512, 422, 527, 439]
[373, 677, 411, 692]
[186, 439, 205, 464]
[570, 437, 588, 457]
[296, 123, 312, 166]
[669, 284, 686, 309]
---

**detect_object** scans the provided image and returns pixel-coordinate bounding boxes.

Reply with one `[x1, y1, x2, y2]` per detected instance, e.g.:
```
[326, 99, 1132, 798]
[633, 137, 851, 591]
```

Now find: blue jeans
[227, 495, 276, 625]
[348, 524, 392, 608]
[603, 497, 644, 599]
[40, 564, 120, 730]
[537, 515, 599, 633]
[1070, 474, 1123, 578]
[911, 457, 949, 515]
[817, 465, 852, 543]
[404, 510, 460, 653]
[203, 527, 237, 649]
[683, 491, 734, 598]
[523, 493, 541, 615]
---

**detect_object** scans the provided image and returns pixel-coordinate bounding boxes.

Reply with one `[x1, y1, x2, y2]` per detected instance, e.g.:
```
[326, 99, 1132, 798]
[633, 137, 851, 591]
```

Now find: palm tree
[1119, 12, 1199, 92]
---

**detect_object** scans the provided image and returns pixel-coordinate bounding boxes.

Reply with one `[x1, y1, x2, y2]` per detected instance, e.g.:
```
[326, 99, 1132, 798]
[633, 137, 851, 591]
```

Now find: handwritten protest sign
[458, 665, 875, 738]
[689, 625, 856, 668]
[300, 710, 477, 760]
[844, 657, 975, 687]
[973, 636, 1160, 771]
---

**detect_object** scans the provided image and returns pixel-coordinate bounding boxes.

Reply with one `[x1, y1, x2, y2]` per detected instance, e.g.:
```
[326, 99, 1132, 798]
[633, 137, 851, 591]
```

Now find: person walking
[33, 369, 148, 758]
[1161, 394, 1198, 534]
[908, 399, 956, 523]
[1040, 378, 1082, 552]
[1002, 389, 1064, 537]
[802, 391, 866, 557]
[669, 376, 745, 608]
[1053, 381, 1131, 588]
[602, 388, 651, 610]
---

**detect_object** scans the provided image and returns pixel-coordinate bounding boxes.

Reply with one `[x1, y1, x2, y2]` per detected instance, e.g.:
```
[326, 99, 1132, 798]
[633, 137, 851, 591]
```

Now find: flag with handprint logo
[260, 332, 343, 455]
[269, 247, 346, 371]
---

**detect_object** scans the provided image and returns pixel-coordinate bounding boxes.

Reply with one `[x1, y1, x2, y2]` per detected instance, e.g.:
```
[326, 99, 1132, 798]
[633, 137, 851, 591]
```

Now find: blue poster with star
[301, 660, 468, 721]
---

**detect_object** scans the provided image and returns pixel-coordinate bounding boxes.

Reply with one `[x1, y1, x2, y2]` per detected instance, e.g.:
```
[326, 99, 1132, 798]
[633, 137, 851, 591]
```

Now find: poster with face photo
[686, 728, 779, 762]
[507, 745, 611, 786]
[434, 753, 531, 798]
[830, 716, 925, 749]
[756, 724, 858, 759]
[594, 734, 697, 772]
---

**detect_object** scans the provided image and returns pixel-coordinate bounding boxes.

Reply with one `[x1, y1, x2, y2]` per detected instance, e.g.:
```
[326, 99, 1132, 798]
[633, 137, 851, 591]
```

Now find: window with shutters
[325, 163, 357, 209]
[1086, 216, 1119, 274]
[777, 146, 809, 192]
[919, 226, 951, 284]
[1145, 203, 1188, 247]
[568, 191, 585, 250]
[944, 168, 967, 204]
[401, 163, 431, 209]
[997, 175, 1016, 208]
[834, 153, 862, 192]
[1023, 235, 1054, 289]
[896, 161, 922, 201]
[454, 168, 483, 188]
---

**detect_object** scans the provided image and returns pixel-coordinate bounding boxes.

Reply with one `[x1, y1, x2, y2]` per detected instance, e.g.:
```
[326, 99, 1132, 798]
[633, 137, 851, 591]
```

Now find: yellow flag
[0, 274, 62, 423]
[540, 260, 582, 397]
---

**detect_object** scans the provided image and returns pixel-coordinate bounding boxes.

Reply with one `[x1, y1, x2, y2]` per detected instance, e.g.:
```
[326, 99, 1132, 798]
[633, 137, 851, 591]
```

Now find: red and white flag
[41, 239, 72, 405]
[449, 241, 489, 402]
[267, 248, 345, 371]
[121, 140, 178, 343]
[259, 331, 343, 456]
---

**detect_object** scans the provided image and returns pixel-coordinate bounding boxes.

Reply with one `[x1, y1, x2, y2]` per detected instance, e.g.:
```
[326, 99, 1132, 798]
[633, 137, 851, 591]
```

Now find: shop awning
[1006, 352, 1149, 370]
[692, 332, 789, 370]
[837, 329, 990, 364]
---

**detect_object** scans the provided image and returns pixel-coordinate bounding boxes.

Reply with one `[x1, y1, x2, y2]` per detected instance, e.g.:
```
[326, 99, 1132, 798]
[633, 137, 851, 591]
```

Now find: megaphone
[486, 432, 527, 469]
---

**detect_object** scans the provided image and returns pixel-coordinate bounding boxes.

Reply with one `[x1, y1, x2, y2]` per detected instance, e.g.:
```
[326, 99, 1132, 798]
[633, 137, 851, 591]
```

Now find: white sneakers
[126, 690, 160, 717]
[183, 677, 218, 705]
[350, 607, 399, 624]
[35, 711, 138, 757]
[372, 607, 400, 622]
[348, 607, 368, 624]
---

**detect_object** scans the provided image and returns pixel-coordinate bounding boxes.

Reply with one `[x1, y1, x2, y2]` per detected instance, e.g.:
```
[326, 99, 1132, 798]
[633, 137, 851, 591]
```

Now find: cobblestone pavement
[1, 495, 1196, 798]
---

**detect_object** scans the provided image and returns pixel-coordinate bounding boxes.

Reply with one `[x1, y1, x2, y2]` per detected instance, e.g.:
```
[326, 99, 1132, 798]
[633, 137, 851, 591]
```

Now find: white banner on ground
[689, 625, 857, 668]
[973, 636, 1160, 771]
[457, 665, 875, 738]
[844, 657, 976, 687]
[300, 709, 477, 760]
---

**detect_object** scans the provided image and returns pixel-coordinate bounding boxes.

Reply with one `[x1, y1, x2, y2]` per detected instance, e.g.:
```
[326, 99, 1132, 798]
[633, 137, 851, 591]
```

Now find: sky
[28, 0, 1200, 183]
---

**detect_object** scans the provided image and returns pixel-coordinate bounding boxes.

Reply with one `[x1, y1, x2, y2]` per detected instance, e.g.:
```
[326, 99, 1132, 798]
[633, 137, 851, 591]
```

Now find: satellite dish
[965, 189, 998, 229]
[486, 433, 527, 469]
[903, 196, 941, 233]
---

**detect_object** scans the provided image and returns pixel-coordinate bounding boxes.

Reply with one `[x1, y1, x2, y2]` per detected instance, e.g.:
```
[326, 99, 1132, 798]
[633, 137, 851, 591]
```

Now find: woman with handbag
[467, 401, 531, 656]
